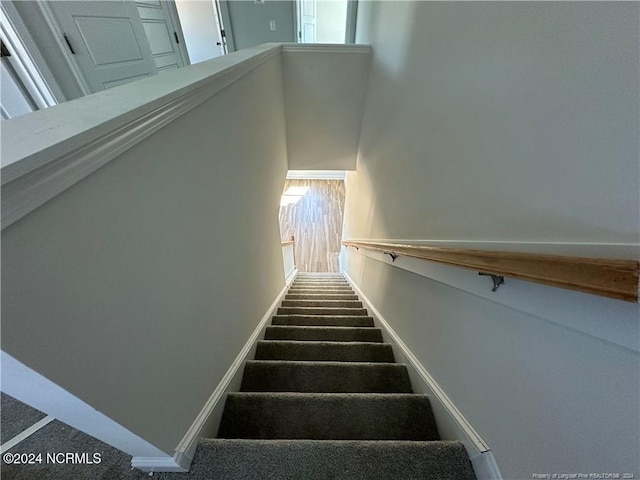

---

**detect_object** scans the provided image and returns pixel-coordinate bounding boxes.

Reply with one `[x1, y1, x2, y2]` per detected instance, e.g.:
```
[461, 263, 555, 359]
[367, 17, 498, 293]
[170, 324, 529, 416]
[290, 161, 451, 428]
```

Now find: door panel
[300, 0, 316, 42]
[48, 1, 157, 92]
[103, 72, 150, 90]
[75, 17, 146, 66]
[136, 1, 186, 73]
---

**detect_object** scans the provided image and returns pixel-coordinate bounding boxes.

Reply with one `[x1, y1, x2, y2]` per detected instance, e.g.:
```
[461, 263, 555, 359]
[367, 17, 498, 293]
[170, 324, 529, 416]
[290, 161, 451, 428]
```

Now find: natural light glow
[280, 195, 303, 207]
[280, 186, 310, 207]
[284, 186, 310, 196]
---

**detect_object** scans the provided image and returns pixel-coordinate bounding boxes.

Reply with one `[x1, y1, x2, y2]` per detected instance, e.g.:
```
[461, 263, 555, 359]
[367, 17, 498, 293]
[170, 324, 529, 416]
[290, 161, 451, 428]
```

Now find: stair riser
[265, 327, 383, 342]
[218, 394, 439, 441]
[240, 362, 412, 393]
[278, 307, 368, 316]
[294, 277, 347, 280]
[255, 341, 393, 362]
[286, 294, 359, 300]
[281, 300, 363, 308]
[271, 316, 375, 327]
[287, 287, 355, 295]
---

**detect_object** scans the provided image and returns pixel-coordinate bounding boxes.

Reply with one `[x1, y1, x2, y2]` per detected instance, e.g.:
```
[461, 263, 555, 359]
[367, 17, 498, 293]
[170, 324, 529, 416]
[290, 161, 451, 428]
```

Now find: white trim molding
[343, 271, 503, 480]
[287, 170, 347, 180]
[1, 43, 282, 230]
[0, 2, 63, 107]
[0, 351, 168, 460]
[132, 271, 299, 472]
[282, 43, 371, 54]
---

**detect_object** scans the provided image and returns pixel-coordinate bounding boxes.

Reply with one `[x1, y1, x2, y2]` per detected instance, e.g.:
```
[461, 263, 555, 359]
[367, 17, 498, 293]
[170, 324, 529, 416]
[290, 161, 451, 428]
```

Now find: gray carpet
[240, 361, 412, 392]
[2, 273, 477, 479]
[1, 419, 149, 480]
[286, 293, 359, 300]
[271, 314, 374, 326]
[277, 306, 369, 315]
[218, 392, 439, 440]
[255, 340, 395, 361]
[1, 393, 47, 444]
[209, 273, 477, 478]
[265, 325, 383, 341]
[162, 439, 476, 480]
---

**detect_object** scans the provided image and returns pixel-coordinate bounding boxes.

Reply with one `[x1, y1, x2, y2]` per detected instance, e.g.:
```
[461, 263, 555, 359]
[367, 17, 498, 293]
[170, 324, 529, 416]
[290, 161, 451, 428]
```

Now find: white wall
[1, 52, 288, 454]
[343, 251, 639, 478]
[282, 45, 370, 170]
[174, 0, 224, 64]
[350, 1, 638, 243]
[224, 0, 296, 51]
[282, 243, 295, 278]
[316, 0, 347, 44]
[345, 2, 640, 477]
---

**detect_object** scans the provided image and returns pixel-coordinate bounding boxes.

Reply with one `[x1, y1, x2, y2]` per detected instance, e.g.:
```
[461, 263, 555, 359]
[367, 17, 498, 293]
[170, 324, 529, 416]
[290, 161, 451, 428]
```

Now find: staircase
[190, 273, 477, 479]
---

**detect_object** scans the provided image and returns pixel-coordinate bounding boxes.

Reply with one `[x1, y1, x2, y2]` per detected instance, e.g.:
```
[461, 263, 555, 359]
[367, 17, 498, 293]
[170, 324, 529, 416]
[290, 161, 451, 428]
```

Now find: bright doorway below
[279, 171, 346, 273]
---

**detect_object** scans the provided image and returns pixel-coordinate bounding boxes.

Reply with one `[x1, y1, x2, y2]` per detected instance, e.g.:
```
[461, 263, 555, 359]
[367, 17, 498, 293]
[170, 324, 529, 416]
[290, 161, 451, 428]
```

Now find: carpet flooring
[1, 273, 477, 479]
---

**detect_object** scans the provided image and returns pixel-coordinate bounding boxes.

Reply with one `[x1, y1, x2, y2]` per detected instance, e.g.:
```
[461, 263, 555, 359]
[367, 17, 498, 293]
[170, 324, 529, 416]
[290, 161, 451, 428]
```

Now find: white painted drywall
[282, 243, 295, 278]
[316, 0, 347, 44]
[1, 54, 288, 454]
[344, 251, 639, 477]
[1, 352, 167, 458]
[174, 0, 224, 64]
[349, 1, 639, 243]
[282, 46, 370, 170]
[344, 2, 640, 477]
[224, 0, 296, 51]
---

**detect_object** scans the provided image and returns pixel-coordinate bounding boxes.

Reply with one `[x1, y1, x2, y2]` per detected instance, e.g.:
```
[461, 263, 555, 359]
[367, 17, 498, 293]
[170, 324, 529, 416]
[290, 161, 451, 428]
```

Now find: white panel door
[1, 58, 35, 120]
[299, 0, 316, 43]
[136, 1, 187, 73]
[48, 1, 157, 92]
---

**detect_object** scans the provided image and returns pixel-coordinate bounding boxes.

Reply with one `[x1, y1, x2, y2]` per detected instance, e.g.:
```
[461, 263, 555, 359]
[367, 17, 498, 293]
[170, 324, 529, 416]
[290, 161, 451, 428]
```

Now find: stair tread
[241, 361, 411, 393]
[278, 307, 369, 316]
[282, 300, 364, 307]
[268, 325, 379, 330]
[192, 439, 476, 480]
[286, 294, 359, 299]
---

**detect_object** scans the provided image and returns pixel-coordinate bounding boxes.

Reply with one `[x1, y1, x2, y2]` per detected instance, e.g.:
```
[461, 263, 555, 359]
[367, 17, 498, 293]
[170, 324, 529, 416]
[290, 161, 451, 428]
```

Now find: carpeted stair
[195, 273, 477, 479]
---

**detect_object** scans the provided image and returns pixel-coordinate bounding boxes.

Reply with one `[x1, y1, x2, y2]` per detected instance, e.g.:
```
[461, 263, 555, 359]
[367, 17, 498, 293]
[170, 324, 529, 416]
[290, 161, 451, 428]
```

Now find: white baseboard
[132, 270, 298, 472]
[1, 352, 167, 460]
[343, 271, 503, 480]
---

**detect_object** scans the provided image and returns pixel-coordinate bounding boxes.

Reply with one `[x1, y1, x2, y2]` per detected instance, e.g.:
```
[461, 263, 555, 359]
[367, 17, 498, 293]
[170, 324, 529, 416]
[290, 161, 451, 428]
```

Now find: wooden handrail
[342, 240, 640, 303]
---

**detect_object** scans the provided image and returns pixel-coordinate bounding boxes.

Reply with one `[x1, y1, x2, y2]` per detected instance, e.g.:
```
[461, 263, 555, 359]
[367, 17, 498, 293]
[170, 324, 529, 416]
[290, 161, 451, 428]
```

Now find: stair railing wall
[1, 43, 370, 471]
[342, 240, 639, 303]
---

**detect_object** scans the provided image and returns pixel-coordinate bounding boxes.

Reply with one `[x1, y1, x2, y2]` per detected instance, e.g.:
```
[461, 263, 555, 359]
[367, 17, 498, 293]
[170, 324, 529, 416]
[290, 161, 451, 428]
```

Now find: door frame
[216, 0, 236, 53]
[137, 1, 191, 67]
[165, 1, 191, 65]
[294, 0, 301, 42]
[36, 1, 93, 96]
[0, 2, 65, 107]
